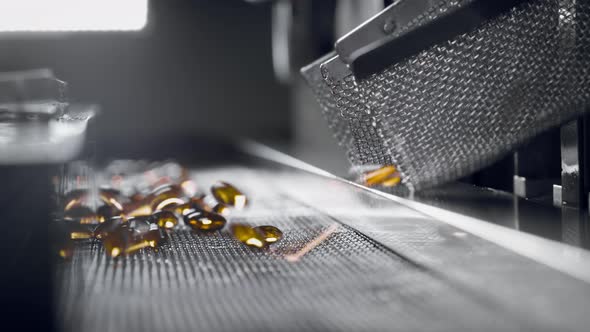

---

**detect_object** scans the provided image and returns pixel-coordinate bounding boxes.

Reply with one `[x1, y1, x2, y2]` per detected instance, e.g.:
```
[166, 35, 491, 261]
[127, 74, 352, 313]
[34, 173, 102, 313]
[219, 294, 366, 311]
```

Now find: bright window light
[0, 0, 148, 32]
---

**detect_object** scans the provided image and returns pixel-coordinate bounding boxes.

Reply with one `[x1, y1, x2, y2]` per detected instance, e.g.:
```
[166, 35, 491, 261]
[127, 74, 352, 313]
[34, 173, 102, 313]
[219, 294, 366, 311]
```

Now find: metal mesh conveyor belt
[303, 0, 590, 190]
[55, 164, 590, 332]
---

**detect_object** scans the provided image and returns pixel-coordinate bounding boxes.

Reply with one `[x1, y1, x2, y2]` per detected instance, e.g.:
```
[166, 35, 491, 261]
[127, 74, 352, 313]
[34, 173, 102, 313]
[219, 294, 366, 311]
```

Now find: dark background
[0, 0, 290, 142]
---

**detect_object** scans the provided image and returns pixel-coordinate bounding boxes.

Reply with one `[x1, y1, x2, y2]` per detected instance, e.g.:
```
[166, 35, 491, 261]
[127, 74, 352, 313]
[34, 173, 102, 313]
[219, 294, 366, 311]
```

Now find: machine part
[55, 143, 590, 331]
[0, 69, 67, 119]
[303, 0, 590, 191]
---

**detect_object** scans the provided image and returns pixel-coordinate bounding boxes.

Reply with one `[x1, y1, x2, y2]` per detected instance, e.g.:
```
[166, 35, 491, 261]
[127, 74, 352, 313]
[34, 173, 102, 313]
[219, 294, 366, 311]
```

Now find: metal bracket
[333, 0, 529, 79]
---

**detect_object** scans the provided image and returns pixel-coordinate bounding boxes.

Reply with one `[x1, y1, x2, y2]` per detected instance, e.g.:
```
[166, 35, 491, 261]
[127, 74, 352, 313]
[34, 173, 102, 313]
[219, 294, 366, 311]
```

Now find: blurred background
[0, 0, 383, 175]
[0, 0, 289, 141]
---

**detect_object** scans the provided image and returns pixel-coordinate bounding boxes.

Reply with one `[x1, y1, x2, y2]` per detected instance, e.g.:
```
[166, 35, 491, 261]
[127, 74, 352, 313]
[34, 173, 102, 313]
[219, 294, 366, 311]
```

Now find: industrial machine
[1, 1, 590, 331]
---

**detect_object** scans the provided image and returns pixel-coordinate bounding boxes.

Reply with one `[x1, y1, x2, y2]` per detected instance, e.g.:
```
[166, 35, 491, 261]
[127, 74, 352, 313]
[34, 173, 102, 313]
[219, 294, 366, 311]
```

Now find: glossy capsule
[64, 206, 99, 224]
[230, 224, 266, 248]
[123, 200, 153, 218]
[66, 223, 94, 240]
[184, 210, 226, 232]
[211, 182, 247, 209]
[58, 241, 74, 259]
[102, 228, 130, 258]
[151, 210, 178, 229]
[362, 165, 401, 187]
[63, 189, 89, 211]
[127, 218, 164, 248]
[97, 204, 123, 223]
[94, 216, 125, 240]
[164, 202, 199, 216]
[99, 188, 125, 210]
[150, 184, 186, 211]
[212, 203, 230, 216]
[253, 225, 283, 244]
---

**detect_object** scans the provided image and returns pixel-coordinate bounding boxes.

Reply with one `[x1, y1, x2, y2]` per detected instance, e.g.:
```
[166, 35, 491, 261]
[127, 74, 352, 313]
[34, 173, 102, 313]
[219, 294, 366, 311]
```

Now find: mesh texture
[56, 165, 539, 332]
[304, 0, 590, 190]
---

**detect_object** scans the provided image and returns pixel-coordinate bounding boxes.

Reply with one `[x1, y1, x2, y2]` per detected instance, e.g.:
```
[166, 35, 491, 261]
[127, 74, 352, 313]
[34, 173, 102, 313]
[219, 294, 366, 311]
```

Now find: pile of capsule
[55, 172, 283, 259]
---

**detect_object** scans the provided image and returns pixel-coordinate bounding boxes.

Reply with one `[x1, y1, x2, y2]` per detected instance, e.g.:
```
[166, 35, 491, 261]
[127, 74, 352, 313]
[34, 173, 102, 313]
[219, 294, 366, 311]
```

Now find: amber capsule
[63, 189, 89, 211]
[64, 206, 99, 224]
[253, 225, 283, 244]
[58, 241, 74, 259]
[212, 203, 230, 216]
[184, 210, 226, 232]
[150, 184, 186, 211]
[94, 216, 125, 240]
[97, 204, 123, 223]
[362, 165, 396, 186]
[66, 223, 94, 240]
[190, 194, 213, 211]
[230, 224, 266, 248]
[381, 176, 401, 187]
[151, 210, 179, 229]
[102, 228, 130, 258]
[211, 182, 248, 209]
[123, 200, 153, 218]
[139, 224, 165, 248]
[362, 165, 401, 187]
[99, 188, 125, 210]
[164, 202, 199, 216]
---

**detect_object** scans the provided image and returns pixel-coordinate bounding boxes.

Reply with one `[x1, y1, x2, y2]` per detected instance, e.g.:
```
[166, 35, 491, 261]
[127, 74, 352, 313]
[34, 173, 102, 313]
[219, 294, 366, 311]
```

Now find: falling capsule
[211, 182, 248, 209]
[362, 165, 401, 187]
[64, 206, 99, 224]
[151, 210, 178, 229]
[230, 224, 266, 248]
[150, 184, 186, 211]
[253, 225, 283, 244]
[99, 188, 125, 211]
[51, 220, 75, 259]
[94, 216, 125, 240]
[362, 165, 396, 186]
[381, 176, 401, 187]
[58, 241, 74, 259]
[97, 204, 123, 223]
[63, 189, 89, 211]
[184, 210, 226, 232]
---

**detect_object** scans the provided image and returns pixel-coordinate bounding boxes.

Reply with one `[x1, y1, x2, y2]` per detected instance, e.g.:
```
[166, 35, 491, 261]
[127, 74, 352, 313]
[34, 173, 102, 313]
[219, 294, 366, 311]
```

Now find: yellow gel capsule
[151, 210, 178, 229]
[63, 189, 89, 211]
[67, 223, 94, 240]
[212, 203, 230, 216]
[99, 188, 125, 211]
[253, 225, 283, 244]
[211, 182, 248, 209]
[164, 202, 199, 216]
[381, 176, 401, 187]
[139, 223, 165, 248]
[184, 210, 226, 232]
[97, 204, 123, 223]
[150, 184, 186, 211]
[362, 165, 397, 187]
[58, 239, 74, 259]
[64, 206, 98, 224]
[94, 216, 125, 240]
[231, 224, 266, 248]
[123, 199, 153, 218]
[102, 230, 128, 258]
